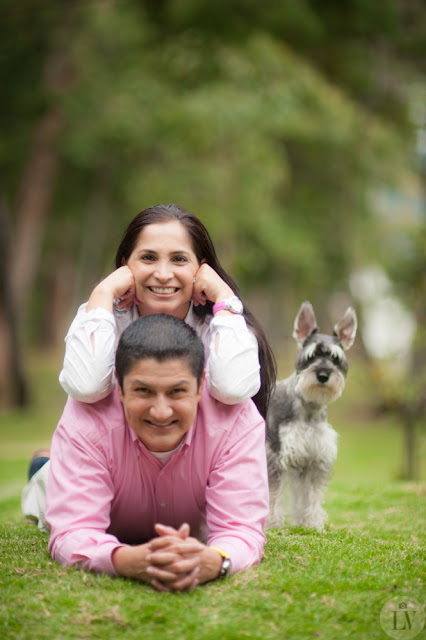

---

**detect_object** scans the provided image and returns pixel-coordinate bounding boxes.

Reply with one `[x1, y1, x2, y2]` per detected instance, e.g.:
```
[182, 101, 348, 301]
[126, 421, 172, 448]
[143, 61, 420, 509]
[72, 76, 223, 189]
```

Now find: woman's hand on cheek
[86, 266, 136, 314]
[108, 266, 136, 311]
[192, 264, 234, 307]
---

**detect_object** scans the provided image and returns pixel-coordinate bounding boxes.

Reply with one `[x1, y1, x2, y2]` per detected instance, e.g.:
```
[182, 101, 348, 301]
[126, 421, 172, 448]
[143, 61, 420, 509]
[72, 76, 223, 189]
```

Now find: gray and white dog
[266, 301, 357, 531]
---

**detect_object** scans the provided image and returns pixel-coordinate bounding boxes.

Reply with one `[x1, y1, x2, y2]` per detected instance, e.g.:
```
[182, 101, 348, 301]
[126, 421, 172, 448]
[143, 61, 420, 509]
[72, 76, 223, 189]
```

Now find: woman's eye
[140, 255, 155, 262]
[172, 256, 188, 263]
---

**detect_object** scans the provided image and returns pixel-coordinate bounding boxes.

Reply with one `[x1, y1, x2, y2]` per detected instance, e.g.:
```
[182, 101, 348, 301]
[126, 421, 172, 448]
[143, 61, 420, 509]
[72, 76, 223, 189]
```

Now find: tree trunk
[11, 107, 63, 323]
[0, 200, 27, 407]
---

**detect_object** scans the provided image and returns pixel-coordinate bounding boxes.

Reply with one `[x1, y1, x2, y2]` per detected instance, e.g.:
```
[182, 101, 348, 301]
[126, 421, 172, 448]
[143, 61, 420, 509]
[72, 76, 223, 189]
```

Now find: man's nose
[150, 396, 174, 422]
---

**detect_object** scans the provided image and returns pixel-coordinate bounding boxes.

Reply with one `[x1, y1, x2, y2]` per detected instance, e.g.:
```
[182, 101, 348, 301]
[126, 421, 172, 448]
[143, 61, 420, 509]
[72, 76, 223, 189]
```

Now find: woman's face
[126, 221, 200, 320]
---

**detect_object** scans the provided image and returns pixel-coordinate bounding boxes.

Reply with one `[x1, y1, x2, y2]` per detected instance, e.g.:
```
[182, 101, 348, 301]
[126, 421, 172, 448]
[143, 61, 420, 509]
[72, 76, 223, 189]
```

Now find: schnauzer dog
[266, 301, 357, 532]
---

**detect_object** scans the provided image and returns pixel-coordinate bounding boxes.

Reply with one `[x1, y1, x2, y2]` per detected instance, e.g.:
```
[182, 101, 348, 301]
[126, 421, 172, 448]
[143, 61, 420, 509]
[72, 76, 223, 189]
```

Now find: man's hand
[149, 523, 223, 591]
[112, 523, 223, 592]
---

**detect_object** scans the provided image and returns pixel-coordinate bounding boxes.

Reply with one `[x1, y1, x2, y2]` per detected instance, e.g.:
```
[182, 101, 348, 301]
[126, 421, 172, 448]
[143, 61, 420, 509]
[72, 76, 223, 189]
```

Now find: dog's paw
[295, 507, 328, 532]
[266, 514, 286, 529]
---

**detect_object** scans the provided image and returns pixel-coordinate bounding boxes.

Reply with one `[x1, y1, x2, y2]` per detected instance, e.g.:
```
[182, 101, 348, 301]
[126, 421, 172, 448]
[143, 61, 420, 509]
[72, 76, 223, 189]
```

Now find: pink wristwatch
[212, 295, 243, 315]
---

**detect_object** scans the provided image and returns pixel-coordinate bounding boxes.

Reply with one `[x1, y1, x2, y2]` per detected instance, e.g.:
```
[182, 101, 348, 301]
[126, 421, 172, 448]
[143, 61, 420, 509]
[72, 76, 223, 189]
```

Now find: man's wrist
[197, 546, 223, 583]
[209, 547, 232, 578]
[112, 544, 151, 582]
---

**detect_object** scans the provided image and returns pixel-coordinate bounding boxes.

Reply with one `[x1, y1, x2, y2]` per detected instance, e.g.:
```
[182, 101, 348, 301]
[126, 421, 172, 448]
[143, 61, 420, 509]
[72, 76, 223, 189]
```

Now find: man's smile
[145, 419, 178, 428]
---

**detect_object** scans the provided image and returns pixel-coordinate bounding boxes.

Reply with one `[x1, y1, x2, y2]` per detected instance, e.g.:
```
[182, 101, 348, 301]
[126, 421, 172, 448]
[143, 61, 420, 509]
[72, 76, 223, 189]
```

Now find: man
[46, 314, 269, 591]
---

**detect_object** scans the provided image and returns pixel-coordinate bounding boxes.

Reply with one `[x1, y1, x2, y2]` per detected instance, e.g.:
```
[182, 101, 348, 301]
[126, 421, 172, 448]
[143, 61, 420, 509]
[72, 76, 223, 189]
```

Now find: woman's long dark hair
[115, 204, 277, 418]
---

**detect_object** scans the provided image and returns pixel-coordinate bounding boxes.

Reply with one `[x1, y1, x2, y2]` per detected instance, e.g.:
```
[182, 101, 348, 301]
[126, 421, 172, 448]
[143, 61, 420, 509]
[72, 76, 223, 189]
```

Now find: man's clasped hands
[112, 523, 222, 592]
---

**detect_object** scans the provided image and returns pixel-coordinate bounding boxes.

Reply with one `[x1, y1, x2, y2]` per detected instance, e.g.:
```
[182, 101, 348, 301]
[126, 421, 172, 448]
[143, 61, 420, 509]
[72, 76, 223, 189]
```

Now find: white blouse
[59, 302, 261, 405]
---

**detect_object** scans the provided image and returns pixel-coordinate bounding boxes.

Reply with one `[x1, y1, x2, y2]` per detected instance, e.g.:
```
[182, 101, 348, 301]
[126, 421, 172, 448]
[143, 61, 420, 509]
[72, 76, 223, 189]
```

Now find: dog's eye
[329, 345, 344, 363]
[304, 344, 317, 361]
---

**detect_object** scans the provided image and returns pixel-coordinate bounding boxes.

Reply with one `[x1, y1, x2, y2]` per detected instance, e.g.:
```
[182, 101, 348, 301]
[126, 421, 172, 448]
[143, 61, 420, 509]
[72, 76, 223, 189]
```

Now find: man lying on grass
[43, 314, 269, 591]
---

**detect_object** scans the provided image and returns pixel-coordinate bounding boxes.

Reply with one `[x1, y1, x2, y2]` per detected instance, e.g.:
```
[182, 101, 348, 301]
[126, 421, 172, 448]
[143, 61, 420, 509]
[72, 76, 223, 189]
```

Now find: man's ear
[116, 370, 124, 402]
[197, 370, 206, 399]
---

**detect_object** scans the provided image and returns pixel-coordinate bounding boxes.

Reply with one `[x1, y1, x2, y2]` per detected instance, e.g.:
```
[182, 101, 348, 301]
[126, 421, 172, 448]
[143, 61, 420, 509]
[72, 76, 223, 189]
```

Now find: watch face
[219, 557, 232, 578]
[227, 296, 243, 314]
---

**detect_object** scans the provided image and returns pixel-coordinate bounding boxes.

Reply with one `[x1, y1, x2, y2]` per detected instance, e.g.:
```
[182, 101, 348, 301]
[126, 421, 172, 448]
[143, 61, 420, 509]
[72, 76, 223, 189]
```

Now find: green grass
[0, 352, 425, 640]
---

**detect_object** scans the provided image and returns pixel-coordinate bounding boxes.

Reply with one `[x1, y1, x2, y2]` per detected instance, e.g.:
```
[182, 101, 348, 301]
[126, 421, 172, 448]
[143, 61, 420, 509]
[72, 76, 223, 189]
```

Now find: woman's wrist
[86, 282, 116, 313]
[211, 286, 234, 304]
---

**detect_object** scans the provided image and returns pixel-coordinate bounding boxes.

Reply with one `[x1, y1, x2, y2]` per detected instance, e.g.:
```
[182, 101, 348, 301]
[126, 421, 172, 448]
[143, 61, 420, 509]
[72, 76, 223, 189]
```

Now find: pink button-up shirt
[46, 385, 269, 576]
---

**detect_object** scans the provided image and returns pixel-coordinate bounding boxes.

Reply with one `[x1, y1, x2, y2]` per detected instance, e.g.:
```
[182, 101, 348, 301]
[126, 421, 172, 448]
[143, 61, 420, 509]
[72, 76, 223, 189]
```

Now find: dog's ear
[293, 301, 317, 347]
[334, 307, 357, 350]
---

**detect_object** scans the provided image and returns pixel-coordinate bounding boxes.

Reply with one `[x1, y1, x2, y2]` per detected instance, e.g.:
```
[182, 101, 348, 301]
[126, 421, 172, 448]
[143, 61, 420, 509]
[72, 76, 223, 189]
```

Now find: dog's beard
[295, 368, 345, 405]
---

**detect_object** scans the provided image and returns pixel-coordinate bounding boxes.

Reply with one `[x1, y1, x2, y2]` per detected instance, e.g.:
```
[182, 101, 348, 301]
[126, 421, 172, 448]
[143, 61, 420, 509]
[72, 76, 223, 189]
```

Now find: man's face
[118, 358, 204, 452]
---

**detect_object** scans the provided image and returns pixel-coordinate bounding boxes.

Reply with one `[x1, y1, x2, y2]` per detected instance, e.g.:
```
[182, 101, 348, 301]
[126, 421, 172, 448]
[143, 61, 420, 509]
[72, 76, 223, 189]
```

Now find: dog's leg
[289, 464, 331, 531]
[266, 464, 288, 528]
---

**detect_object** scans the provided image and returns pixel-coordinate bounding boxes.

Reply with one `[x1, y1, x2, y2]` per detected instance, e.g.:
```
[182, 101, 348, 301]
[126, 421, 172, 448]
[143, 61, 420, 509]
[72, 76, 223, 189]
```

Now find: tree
[0, 0, 424, 416]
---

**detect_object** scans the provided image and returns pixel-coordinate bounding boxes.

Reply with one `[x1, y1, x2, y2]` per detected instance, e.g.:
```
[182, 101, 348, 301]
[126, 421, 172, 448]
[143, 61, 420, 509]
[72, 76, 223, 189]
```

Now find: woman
[59, 204, 276, 418]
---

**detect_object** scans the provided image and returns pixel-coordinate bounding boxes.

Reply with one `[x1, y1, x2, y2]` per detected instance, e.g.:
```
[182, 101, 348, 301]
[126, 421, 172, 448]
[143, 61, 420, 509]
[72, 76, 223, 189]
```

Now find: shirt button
[160, 502, 166, 507]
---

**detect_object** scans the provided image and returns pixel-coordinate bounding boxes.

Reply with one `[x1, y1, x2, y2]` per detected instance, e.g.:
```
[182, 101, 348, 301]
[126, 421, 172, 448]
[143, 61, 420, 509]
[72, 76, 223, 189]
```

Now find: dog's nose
[316, 370, 330, 384]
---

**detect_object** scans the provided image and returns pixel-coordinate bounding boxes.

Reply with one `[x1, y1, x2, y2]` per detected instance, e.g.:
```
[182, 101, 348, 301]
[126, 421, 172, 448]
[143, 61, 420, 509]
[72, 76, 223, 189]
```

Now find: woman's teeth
[150, 287, 177, 294]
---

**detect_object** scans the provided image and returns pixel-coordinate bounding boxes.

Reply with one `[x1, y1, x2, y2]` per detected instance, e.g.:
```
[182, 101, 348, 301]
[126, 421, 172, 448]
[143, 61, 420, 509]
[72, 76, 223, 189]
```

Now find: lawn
[0, 351, 425, 640]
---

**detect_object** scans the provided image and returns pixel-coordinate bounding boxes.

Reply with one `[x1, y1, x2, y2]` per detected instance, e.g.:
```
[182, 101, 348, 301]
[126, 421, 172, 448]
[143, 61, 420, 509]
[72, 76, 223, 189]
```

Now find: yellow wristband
[209, 546, 230, 559]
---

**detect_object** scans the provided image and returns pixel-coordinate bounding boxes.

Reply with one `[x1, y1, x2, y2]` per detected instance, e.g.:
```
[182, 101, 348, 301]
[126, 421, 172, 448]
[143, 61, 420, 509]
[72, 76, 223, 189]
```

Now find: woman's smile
[147, 286, 180, 295]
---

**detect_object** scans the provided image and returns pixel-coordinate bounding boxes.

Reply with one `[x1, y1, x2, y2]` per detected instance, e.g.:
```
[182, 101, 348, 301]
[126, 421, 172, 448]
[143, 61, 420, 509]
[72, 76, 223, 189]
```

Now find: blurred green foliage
[1, 0, 423, 301]
[0, 1, 424, 466]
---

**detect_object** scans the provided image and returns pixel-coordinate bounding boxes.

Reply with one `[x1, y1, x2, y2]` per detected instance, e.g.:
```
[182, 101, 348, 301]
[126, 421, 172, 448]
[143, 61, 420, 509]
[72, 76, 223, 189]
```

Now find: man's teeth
[150, 421, 174, 427]
[150, 287, 177, 294]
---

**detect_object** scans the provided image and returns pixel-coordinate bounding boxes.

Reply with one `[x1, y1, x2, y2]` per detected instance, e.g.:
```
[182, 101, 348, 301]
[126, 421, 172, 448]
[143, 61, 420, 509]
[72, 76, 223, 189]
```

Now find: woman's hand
[192, 264, 234, 307]
[86, 266, 136, 314]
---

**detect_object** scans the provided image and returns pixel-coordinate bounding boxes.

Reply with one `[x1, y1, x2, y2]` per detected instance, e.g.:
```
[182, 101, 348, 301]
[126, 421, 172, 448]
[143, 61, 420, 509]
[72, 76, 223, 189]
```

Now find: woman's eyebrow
[136, 248, 191, 256]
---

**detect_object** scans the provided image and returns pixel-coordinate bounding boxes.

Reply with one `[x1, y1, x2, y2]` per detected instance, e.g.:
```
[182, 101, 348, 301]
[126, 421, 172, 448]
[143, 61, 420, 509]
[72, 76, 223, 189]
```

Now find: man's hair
[115, 314, 205, 389]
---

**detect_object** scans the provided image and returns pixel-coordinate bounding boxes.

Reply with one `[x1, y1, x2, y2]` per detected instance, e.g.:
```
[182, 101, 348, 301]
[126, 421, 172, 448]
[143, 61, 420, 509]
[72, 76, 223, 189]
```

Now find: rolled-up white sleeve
[205, 406, 269, 573]
[206, 315, 261, 404]
[46, 420, 125, 576]
[59, 304, 118, 403]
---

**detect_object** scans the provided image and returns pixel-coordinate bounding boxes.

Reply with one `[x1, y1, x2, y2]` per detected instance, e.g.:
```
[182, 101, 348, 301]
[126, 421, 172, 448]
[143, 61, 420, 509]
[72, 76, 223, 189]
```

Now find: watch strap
[212, 296, 243, 315]
[212, 300, 227, 314]
[210, 546, 232, 579]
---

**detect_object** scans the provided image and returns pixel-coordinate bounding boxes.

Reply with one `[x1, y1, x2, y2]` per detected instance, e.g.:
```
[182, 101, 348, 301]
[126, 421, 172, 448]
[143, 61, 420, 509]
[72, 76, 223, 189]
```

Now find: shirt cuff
[207, 534, 265, 574]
